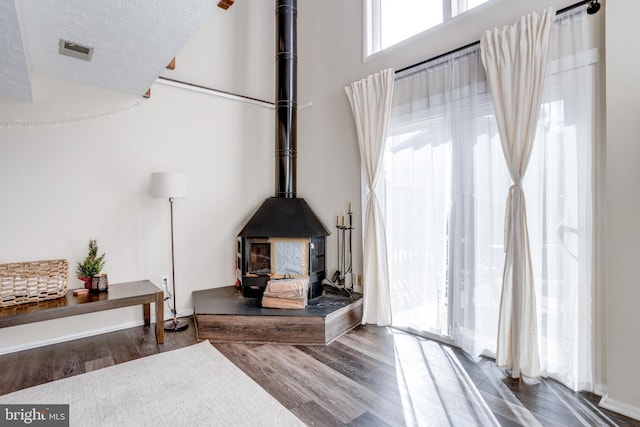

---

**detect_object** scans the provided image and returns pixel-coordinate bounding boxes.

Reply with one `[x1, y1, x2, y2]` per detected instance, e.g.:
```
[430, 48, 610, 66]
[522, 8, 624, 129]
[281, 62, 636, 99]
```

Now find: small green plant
[76, 239, 106, 277]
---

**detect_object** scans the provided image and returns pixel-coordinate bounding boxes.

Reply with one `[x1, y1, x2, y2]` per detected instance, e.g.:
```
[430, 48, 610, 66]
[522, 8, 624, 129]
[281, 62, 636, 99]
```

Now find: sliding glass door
[384, 68, 508, 351]
[385, 126, 453, 338]
[382, 9, 599, 391]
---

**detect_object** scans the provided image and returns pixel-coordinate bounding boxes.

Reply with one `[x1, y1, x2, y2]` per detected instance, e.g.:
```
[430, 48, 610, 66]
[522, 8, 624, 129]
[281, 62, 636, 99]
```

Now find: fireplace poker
[340, 215, 346, 286]
[335, 216, 341, 281]
[347, 203, 353, 276]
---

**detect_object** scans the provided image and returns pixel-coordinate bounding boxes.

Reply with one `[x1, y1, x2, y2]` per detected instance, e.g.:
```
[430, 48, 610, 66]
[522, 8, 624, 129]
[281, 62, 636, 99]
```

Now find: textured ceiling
[0, 0, 216, 102]
[0, 0, 32, 102]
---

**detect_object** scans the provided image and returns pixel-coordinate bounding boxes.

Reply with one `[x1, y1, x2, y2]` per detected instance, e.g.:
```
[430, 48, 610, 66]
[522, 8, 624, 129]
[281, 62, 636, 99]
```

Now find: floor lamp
[151, 172, 189, 332]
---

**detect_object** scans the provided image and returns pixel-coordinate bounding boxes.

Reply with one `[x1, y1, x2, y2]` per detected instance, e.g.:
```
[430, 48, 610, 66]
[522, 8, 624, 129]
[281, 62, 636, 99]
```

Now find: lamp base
[164, 318, 189, 332]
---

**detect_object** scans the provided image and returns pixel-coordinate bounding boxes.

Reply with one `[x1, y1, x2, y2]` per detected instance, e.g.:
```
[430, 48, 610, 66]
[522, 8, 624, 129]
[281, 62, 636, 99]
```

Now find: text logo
[0, 405, 68, 426]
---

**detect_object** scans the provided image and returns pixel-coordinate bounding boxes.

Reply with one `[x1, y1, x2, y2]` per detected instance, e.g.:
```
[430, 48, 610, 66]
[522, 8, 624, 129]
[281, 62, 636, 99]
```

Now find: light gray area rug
[0, 341, 305, 427]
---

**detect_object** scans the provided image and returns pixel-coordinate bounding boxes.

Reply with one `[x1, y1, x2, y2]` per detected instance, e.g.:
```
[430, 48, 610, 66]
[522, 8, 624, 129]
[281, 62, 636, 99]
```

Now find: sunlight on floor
[390, 329, 500, 426]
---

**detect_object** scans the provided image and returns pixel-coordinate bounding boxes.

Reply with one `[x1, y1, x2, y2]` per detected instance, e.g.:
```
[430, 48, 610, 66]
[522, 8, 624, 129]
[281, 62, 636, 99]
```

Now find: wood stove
[236, 0, 329, 299]
[236, 234, 326, 299]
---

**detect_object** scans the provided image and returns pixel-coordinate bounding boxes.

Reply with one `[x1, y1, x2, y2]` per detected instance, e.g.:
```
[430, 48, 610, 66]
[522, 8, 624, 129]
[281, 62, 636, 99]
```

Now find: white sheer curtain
[480, 7, 555, 379]
[386, 46, 505, 348]
[527, 8, 596, 391]
[384, 8, 597, 391]
[345, 69, 394, 325]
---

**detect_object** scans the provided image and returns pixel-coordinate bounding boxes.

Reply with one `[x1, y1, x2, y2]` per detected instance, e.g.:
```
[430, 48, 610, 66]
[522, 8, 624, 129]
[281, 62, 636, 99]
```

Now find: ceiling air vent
[58, 39, 94, 61]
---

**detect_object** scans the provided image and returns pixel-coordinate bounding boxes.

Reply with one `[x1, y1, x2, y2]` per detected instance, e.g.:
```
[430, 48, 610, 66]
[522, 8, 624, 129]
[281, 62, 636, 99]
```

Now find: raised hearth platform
[193, 286, 362, 345]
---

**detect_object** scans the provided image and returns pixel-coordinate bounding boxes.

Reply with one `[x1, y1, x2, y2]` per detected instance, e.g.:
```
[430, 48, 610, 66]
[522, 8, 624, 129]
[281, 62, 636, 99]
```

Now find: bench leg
[143, 303, 151, 326]
[155, 291, 164, 344]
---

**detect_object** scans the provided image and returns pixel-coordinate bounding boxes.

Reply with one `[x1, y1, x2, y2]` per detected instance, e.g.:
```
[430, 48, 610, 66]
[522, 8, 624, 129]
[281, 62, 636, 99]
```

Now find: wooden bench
[0, 280, 164, 344]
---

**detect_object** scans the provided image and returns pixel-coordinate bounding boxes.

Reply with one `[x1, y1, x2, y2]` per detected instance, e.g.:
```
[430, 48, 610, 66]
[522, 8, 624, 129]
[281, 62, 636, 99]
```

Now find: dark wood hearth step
[193, 286, 362, 345]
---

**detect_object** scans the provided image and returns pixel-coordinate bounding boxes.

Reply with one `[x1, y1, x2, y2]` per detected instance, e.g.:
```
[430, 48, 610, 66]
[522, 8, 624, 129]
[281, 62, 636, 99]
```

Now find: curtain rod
[395, 0, 600, 74]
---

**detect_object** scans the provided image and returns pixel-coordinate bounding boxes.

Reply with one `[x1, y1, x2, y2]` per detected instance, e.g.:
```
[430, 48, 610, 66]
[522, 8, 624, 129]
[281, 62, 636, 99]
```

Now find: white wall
[161, 0, 273, 102]
[0, 3, 276, 353]
[602, 0, 640, 419]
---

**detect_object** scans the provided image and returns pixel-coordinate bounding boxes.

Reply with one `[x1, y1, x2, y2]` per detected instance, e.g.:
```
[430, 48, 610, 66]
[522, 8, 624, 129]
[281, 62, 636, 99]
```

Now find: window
[381, 9, 599, 391]
[365, 0, 490, 56]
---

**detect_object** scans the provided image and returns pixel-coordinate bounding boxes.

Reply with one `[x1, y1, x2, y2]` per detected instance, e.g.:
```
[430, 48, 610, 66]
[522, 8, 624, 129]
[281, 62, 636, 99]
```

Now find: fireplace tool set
[324, 203, 354, 296]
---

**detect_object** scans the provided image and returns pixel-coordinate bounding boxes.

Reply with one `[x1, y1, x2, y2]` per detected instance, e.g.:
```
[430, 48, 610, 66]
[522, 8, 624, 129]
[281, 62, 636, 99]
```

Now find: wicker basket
[0, 259, 69, 307]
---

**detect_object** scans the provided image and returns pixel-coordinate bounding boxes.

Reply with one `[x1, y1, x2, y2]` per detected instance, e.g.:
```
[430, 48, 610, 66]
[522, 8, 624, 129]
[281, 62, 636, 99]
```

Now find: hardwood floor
[0, 320, 637, 426]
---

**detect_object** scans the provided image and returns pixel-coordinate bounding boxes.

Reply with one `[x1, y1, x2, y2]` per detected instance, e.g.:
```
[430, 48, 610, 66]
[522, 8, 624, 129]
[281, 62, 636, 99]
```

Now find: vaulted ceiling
[0, 0, 218, 102]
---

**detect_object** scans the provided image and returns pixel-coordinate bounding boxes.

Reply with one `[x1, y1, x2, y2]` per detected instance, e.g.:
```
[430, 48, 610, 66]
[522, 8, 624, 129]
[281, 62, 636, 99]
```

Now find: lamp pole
[165, 195, 188, 332]
[151, 172, 189, 332]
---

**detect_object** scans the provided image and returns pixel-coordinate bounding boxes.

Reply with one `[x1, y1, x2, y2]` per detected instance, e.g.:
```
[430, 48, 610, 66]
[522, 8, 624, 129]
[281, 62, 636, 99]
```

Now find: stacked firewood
[261, 278, 309, 309]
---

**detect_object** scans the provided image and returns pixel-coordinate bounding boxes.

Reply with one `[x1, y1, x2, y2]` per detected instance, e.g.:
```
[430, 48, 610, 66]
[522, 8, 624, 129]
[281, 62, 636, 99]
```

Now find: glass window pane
[452, 0, 488, 17]
[380, 0, 442, 51]
[371, 0, 490, 55]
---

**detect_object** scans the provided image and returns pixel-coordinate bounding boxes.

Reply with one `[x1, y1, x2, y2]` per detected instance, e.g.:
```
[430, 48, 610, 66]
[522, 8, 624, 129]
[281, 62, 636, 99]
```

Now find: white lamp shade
[150, 172, 189, 198]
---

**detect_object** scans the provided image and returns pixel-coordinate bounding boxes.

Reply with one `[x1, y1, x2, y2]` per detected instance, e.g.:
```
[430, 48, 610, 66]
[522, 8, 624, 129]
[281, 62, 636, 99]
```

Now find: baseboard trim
[0, 320, 145, 356]
[593, 383, 607, 397]
[600, 394, 640, 421]
[0, 309, 194, 356]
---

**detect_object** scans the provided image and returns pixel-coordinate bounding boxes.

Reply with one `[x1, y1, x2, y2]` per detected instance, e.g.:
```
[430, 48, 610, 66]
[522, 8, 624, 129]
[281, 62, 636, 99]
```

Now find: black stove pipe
[275, 0, 297, 199]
